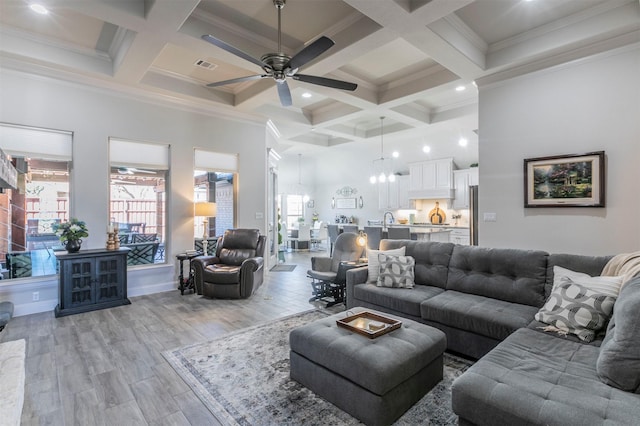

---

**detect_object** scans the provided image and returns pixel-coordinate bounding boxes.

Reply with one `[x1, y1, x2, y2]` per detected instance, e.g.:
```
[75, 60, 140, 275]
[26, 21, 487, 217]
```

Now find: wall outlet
[32, 291, 39, 302]
[483, 212, 497, 222]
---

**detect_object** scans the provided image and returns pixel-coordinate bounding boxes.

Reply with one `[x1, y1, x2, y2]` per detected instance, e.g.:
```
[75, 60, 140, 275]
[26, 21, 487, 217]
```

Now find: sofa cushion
[446, 246, 548, 307]
[204, 264, 241, 284]
[366, 246, 405, 283]
[453, 327, 640, 425]
[380, 240, 454, 289]
[353, 283, 443, 317]
[535, 280, 616, 342]
[597, 276, 640, 392]
[376, 254, 415, 288]
[421, 291, 538, 341]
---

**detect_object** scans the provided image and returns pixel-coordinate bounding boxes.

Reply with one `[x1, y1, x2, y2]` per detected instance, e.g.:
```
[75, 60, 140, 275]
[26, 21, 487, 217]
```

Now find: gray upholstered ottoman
[289, 307, 446, 426]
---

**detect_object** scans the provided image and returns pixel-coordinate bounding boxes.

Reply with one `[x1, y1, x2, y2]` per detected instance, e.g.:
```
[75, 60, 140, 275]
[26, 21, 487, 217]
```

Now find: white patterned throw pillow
[552, 266, 622, 297]
[376, 254, 415, 288]
[535, 278, 616, 342]
[366, 247, 406, 283]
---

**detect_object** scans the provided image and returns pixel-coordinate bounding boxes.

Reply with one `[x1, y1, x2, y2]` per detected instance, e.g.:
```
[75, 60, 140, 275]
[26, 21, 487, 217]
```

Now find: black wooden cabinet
[55, 248, 130, 317]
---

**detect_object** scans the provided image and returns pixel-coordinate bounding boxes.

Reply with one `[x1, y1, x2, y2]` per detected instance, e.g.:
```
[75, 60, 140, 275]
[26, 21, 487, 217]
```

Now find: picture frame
[336, 198, 357, 209]
[524, 151, 605, 208]
[306, 200, 314, 208]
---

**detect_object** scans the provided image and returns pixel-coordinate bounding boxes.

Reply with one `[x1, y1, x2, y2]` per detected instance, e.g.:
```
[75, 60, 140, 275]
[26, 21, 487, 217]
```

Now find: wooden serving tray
[336, 311, 402, 339]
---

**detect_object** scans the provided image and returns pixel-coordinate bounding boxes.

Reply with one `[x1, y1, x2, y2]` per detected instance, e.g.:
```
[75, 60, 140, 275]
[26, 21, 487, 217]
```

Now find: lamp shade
[194, 201, 217, 217]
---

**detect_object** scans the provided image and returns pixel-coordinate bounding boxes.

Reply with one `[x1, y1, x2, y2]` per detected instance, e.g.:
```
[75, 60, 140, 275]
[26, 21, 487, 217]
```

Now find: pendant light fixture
[298, 153, 310, 203]
[370, 117, 395, 184]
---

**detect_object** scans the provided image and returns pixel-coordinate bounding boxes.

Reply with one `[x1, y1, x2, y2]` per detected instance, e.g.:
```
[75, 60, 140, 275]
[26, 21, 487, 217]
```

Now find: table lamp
[194, 201, 217, 255]
[357, 230, 368, 263]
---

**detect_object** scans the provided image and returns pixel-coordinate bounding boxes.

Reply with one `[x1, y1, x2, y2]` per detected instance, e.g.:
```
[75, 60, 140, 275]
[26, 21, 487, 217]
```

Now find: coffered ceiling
[1, 0, 638, 155]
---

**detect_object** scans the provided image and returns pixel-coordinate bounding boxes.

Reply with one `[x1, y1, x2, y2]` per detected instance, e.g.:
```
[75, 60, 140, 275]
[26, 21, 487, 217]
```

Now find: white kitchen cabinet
[408, 158, 454, 199]
[430, 231, 450, 243]
[396, 175, 414, 209]
[450, 228, 470, 245]
[378, 179, 398, 210]
[453, 168, 479, 210]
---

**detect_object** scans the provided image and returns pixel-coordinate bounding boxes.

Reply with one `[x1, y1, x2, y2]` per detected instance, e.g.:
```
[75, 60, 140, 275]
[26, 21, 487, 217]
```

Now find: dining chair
[290, 223, 311, 251]
[342, 225, 359, 234]
[387, 227, 411, 240]
[363, 226, 383, 250]
[311, 223, 328, 251]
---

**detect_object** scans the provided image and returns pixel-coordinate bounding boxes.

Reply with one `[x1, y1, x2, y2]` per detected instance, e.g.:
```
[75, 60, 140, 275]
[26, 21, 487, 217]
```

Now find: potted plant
[53, 218, 89, 253]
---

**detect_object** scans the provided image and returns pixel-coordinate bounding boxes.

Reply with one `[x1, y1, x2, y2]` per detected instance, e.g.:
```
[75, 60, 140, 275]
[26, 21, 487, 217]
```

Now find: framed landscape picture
[524, 151, 605, 207]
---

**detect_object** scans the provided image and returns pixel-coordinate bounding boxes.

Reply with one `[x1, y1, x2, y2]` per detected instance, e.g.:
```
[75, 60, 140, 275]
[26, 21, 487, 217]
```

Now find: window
[286, 194, 305, 229]
[193, 149, 238, 249]
[0, 123, 72, 280]
[110, 139, 168, 265]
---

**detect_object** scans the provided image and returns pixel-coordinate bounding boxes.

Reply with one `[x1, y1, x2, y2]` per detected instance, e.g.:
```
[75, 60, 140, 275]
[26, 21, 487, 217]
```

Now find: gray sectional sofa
[345, 239, 640, 425]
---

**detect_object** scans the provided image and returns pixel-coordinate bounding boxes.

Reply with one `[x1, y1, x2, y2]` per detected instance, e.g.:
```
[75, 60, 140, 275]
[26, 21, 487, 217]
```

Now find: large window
[193, 149, 238, 252]
[0, 124, 72, 280]
[286, 194, 305, 229]
[110, 139, 168, 265]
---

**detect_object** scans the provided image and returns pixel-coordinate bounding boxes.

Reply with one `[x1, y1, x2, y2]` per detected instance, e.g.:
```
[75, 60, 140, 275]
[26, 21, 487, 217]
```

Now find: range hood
[0, 148, 17, 190]
[407, 188, 454, 200]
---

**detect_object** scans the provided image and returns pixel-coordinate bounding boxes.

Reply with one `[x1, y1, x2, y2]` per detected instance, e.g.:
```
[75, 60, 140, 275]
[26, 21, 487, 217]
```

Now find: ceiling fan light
[388, 174, 396, 182]
[370, 175, 377, 184]
[378, 173, 386, 183]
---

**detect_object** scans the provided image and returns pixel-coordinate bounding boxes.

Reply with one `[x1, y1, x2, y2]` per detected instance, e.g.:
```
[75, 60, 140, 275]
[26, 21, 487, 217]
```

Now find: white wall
[0, 69, 267, 315]
[477, 46, 640, 255]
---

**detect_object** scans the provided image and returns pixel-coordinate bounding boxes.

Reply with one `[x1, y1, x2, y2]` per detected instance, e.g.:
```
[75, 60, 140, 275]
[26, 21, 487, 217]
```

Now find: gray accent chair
[327, 224, 339, 255]
[0, 301, 14, 332]
[307, 232, 364, 306]
[192, 229, 265, 299]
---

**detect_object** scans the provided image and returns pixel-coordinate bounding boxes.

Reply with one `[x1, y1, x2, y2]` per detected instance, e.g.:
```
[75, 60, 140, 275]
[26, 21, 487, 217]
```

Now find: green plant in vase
[53, 218, 89, 253]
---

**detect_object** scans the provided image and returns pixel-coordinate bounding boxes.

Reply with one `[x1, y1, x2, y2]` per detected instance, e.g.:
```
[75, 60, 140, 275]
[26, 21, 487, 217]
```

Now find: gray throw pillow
[534, 279, 616, 342]
[376, 254, 415, 288]
[597, 277, 640, 392]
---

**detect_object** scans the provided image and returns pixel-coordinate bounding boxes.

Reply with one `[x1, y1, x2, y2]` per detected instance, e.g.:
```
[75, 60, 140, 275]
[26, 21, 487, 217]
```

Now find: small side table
[176, 253, 201, 295]
[328, 261, 368, 307]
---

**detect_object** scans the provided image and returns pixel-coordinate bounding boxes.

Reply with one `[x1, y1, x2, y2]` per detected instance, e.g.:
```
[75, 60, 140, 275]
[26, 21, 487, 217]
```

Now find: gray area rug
[163, 310, 473, 425]
[270, 264, 297, 272]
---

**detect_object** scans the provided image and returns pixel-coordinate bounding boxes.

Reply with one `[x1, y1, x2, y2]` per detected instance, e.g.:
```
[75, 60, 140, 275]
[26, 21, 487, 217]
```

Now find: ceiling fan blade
[286, 36, 335, 70]
[202, 35, 266, 69]
[292, 74, 357, 91]
[206, 75, 267, 88]
[277, 81, 292, 107]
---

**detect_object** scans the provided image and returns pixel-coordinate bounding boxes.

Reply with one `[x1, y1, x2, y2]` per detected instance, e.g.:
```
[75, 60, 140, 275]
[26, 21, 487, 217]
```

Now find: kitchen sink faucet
[383, 211, 395, 225]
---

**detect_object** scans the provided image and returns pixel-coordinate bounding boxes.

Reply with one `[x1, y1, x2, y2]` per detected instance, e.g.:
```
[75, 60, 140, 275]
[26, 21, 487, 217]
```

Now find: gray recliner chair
[307, 232, 364, 306]
[192, 229, 265, 299]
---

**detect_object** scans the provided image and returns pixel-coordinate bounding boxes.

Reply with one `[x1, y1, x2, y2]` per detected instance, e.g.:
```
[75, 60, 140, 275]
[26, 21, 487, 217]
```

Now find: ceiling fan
[201, 0, 357, 107]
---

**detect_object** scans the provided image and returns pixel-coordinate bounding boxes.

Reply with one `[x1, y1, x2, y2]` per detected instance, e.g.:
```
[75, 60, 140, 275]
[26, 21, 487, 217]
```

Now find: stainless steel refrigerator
[469, 185, 478, 245]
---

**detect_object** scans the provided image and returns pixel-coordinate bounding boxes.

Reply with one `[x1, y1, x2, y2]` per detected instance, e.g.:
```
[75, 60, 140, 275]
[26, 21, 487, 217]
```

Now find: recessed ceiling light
[392, 151, 399, 158]
[455, 85, 466, 92]
[458, 138, 468, 147]
[422, 146, 431, 153]
[301, 92, 312, 98]
[29, 3, 49, 14]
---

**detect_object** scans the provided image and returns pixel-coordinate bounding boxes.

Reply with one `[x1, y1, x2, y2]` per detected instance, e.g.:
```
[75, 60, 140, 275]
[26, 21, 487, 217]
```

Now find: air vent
[194, 59, 217, 70]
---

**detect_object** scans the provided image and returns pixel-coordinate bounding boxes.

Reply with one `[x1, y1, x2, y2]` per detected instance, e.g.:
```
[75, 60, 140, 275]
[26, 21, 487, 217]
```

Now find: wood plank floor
[1, 250, 343, 426]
